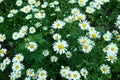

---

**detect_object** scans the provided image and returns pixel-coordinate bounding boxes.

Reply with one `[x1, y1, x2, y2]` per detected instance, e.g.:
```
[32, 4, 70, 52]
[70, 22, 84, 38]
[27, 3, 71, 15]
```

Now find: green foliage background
[0, 0, 120, 80]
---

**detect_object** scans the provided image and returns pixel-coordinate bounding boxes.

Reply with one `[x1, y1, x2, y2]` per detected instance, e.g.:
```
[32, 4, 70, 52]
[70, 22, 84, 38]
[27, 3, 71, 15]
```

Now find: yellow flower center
[58, 44, 64, 50]
[82, 23, 87, 28]
[30, 44, 35, 48]
[56, 23, 60, 27]
[111, 47, 115, 51]
[73, 73, 77, 78]
[15, 65, 19, 69]
[40, 73, 45, 76]
[79, 0, 84, 3]
[92, 33, 97, 38]
[82, 39, 87, 44]
[0, 50, 4, 54]
[84, 45, 89, 50]
[109, 55, 114, 60]
[102, 67, 108, 72]
[78, 15, 83, 20]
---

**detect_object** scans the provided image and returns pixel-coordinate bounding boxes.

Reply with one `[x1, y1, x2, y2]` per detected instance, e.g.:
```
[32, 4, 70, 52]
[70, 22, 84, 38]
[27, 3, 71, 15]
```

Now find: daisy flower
[12, 53, 24, 62]
[0, 48, 7, 57]
[53, 40, 68, 54]
[12, 62, 24, 72]
[50, 56, 58, 62]
[29, 27, 36, 34]
[53, 33, 61, 40]
[37, 69, 47, 79]
[80, 68, 88, 78]
[86, 6, 95, 14]
[42, 50, 49, 57]
[87, 30, 101, 39]
[16, 0, 23, 6]
[0, 63, 6, 71]
[34, 12, 46, 20]
[3, 57, 11, 65]
[76, 13, 86, 21]
[79, 20, 90, 30]
[12, 32, 20, 40]
[82, 44, 93, 53]
[106, 53, 117, 63]
[71, 8, 80, 15]
[28, 0, 36, 5]
[0, 34, 6, 42]
[107, 43, 118, 54]
[20, 5, 32, 13]
[27, 42, 38, 52]
[100, 64, 111, 74]
[103, 31, 112, 41]
[52, 20, 66, 29]
[0, 16, 4, 23]
[78, 0, 88, 7]
[26, 69, 35, 77]
[71, 71, 81, 80]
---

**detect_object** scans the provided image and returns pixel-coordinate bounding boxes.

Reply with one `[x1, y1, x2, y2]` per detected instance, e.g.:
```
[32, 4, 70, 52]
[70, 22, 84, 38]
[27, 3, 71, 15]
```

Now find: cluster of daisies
[60, 66, 88, 80]
[0, 0, 120, 80]
[25, 68, 47, 80]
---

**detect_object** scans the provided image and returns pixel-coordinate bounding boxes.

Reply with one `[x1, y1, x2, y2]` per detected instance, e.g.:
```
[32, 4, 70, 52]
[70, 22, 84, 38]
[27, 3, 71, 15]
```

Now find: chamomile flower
[0, 48, 7, 57]
[52, 20, 66, 29]
[3, 57, 11, 65]
[65, 51, 72, 58]
[7, 13, 14, 18]
[42, 50, 49, 57]
[86, 6, 95, 14]
[100, 64, 111, 74]
[27, 42, 38, 52]
[12, 53, 24, 62]
[106, 53, 117, 63]
[20, 5, 32, 13]
[28, 0, 36, 5]
[12, 62, 24, 71]
[80, 68, 88, 78]
[34, 12, 46, 19]
[37, 69, 47, 79]
[71, 8, 80, 15]
[0, 16, 4, 23]
[66, 70, 72, 80]
[107, 43, 118, 54]
[26, 69, 35, 77]
[0, 34, 6, 42]
[79, 20, 90, 30]
[12, 32, 20, 40]
[50, 56, 58, 62]
[29, 27, 36, 34]
[0, 63, 6, 71]
[60, 66, 70, 77]
[71, 71, 81, 80]
[82, 44, 93, 53]
[10, 9, 18, 14]
[76, 13, 86, 21]
[34, 1, 41, 7]
[26, 14, 32, 20]
[88, 30, 101, 39]
[78, 0, 88, 7]
[78, 36, 91, 45]
[53, 40, 68, 54]
[16, 0, 23, 6]
[53, 33, 61, 40]
[103, 31, 112, 41]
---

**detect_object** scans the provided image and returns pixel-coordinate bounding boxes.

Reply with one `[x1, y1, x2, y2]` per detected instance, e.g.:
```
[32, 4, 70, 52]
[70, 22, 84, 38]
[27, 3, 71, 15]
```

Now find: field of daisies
[0, 0, 120, 80]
